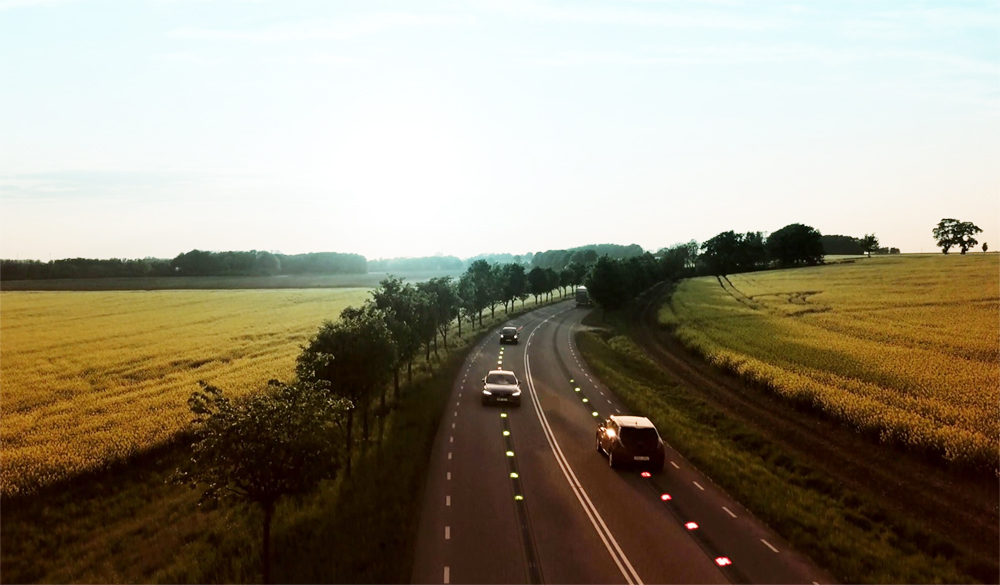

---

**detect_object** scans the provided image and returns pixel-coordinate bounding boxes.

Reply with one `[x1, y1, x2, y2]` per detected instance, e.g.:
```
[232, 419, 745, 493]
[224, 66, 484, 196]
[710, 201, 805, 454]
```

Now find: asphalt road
[411, 301, 835, 584]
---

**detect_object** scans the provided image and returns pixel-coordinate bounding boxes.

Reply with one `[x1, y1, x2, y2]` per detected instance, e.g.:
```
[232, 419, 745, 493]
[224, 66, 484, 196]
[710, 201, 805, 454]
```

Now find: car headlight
[482, 389, 492, 395]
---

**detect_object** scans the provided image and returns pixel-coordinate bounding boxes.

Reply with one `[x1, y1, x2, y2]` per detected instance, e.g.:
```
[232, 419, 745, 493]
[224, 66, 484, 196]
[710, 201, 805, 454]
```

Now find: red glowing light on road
[660, 494, 672, 501]
[685, 522, 698, 530]
[640, 472, 651, 478]
[715, 557, 732, 566]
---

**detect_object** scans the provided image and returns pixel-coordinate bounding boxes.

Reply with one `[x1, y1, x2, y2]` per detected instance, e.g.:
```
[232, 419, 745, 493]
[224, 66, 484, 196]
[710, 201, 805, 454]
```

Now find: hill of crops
[659, 254, 999, 471]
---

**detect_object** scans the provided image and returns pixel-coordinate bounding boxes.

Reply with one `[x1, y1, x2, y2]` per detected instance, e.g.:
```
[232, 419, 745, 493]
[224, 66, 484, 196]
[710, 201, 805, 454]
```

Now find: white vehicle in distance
[482, 370, 522, 406]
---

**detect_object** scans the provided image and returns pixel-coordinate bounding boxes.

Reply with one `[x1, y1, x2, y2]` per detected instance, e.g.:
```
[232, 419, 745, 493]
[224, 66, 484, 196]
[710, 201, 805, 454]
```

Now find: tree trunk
[407, 361, 413, 384]
[426, 340, 431, 362]
[433, 332, 439, 356]
[362, 398, 370, 443]
[457, 316, 462, 337]
[345, 408, 354, 475]
[262, 501, 274, 584]
[393, 368, 399, 402]
[490, 305, 495, 319]
[478, 310, 483, 327]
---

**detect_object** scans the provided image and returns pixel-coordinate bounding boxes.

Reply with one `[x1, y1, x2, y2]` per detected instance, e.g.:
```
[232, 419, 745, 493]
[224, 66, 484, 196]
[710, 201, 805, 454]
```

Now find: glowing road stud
[500, 413, 507, 418]
[506, 451, 515, 457]
[641, 471, 652, 478]
[514, 495, 524, 501]
[574, 387, 581, 392]
[503, 430, 510, 436]
[570, 379, 574, 383]
[715, 557, 732, 567]
[660, 494, 672, 501]
[510, 472, 519, 478]
[591, 411, 599, 417]
[685, 522, 699, 530]
[582, 398, 589, 403]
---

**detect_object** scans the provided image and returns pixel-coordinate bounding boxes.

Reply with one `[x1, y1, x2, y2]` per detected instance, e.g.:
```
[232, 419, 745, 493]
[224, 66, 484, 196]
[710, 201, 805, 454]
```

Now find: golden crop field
[0, 288, 370, 497]
[659, 254, 999, 471]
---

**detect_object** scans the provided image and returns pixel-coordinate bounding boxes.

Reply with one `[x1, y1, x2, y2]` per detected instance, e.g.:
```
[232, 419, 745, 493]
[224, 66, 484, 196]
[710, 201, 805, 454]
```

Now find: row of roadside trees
[176, 259, 576, 582]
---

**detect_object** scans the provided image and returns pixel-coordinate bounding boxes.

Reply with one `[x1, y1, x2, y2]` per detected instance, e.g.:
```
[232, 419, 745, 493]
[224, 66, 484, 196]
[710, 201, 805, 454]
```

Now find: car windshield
[619, 427, 659, 450]
[486, 373, 518, 385]
[503, 328, 516, 334]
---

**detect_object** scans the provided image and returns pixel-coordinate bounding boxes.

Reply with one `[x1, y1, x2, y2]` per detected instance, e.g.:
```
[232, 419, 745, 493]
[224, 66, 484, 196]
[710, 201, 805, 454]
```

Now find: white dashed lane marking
[444, 567, 450, 584]
[446, 495, 451, 506]
[723, 506, 737, 518]
[445, 526, 451, 540]
[670, 461, 680, 469]
[450, 436, 453, 443]
[447, 472, 451, 480]
[452, 423, 455, 429]
[694, 481, 705, 491]
[448, 452, 452, 460]
[762, 539, 779, 553]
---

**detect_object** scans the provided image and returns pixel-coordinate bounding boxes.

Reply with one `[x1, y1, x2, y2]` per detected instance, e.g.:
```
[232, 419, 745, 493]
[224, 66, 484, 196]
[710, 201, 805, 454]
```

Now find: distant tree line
[0, 250, 367, 281]
[367, 255, 464, 272]
[531, 243, 643, 271]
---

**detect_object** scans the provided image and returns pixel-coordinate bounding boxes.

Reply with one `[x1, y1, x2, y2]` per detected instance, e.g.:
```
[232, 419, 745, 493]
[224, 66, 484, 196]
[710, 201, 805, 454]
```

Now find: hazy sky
[1, 0, 997, 261]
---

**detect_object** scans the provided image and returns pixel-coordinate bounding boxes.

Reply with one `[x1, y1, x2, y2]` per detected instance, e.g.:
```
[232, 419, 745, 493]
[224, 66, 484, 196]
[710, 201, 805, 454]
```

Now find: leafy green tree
[699, 231, 742, 275]
[456, 272, 478, 337]
[585, 256, 628, 311]
[527, 267, 548, 304]
[984, 242, 989, 253]
[255, 251, 281, 275]
[859, 234, 880, 257]
[296, 309, 395, 469]
[500, 263, 527, 313]
[933, 218, 982, 255]
[176, 380, 348, 584]
[766, 223, 824, 268]
[464, 260, 495, 326]
[371, 276, 424, 398]
[417, 277, 457, 353]
[559, 267, 575, 296]
[543, 268, 559, 300]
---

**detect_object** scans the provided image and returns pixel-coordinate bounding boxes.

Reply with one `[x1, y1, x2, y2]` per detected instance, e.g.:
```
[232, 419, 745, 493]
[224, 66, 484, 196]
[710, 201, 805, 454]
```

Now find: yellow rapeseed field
[0, 288, 369, 496]
[660, 254, 999, 471]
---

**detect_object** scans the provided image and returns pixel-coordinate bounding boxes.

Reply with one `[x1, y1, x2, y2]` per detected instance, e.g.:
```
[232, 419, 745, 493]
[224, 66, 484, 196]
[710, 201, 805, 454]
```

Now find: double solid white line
[523, 310, 644, 585]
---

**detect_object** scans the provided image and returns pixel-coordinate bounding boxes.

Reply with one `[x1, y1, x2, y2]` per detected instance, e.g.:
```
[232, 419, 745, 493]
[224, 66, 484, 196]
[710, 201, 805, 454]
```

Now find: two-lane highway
[412, 301, 835, 584]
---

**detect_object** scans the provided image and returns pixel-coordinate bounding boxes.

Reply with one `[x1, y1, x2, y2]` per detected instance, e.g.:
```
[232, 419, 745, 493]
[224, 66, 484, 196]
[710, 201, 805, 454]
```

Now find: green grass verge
[576, 327, 994, 584]
[0, 297, 561, 583]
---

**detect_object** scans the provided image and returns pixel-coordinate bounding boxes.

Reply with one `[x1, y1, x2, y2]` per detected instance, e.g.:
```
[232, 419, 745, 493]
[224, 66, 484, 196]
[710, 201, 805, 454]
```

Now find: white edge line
[761, 539, 779, 553]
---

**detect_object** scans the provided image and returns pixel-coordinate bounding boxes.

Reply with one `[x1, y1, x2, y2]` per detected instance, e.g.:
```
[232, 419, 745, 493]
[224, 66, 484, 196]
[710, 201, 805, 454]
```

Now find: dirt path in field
[627, 283, 999, 576]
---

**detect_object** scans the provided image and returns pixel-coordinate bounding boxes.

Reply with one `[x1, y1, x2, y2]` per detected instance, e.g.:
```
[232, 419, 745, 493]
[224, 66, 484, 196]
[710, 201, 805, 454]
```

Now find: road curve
[411, 301, 835, 584]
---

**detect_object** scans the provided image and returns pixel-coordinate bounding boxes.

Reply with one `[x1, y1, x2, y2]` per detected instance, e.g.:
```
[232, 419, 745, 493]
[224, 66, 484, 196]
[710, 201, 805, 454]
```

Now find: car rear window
[486, 373, 518, 385]
[619, 427, 659, 450]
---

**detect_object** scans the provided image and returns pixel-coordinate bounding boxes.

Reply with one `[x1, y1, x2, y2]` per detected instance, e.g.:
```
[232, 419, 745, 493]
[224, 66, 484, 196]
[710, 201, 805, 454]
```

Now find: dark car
[596, 415, 665, 471]
[482, 370, 522, 406]
[499, 326, 519, 344]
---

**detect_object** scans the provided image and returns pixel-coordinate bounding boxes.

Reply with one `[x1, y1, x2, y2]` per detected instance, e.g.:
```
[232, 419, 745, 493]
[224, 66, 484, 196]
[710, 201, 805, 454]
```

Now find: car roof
[502, 326, 517, 330]
[487, 369, 517, 376]
[610, 415, 656, 428]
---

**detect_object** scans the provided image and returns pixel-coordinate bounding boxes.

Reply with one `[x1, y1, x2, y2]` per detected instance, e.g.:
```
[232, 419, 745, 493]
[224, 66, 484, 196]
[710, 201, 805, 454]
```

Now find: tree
[176, 380, 348, 584]
[699, 231, 742, 275]
[766, 223, 824, 268]
[500, 263, 527, 313]
[585, 255, 629, 311]
[371, 277, 423, 398]
[984, 242, 989, 253]
[465, 260, 495, 326]
[859, 234, 880, 258]
[559, 268, 575, 296]
[527, 267, 548, 304]
[417, 277, 457, 353]
[933, 218, 982, 255]
[543, 268, 559, 300]
[456, 272, 478, 337]
[296, 309, 395, 470]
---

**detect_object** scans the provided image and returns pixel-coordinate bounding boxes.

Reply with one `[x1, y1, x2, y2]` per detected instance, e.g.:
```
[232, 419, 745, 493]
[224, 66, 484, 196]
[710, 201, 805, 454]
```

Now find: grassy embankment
[0, 288, 562, 583]
[661, 253, 998, 472]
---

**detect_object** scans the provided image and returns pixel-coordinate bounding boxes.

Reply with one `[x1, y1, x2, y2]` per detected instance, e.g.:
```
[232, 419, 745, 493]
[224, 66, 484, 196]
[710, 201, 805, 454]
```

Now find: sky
[1, 0, 998, 261]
